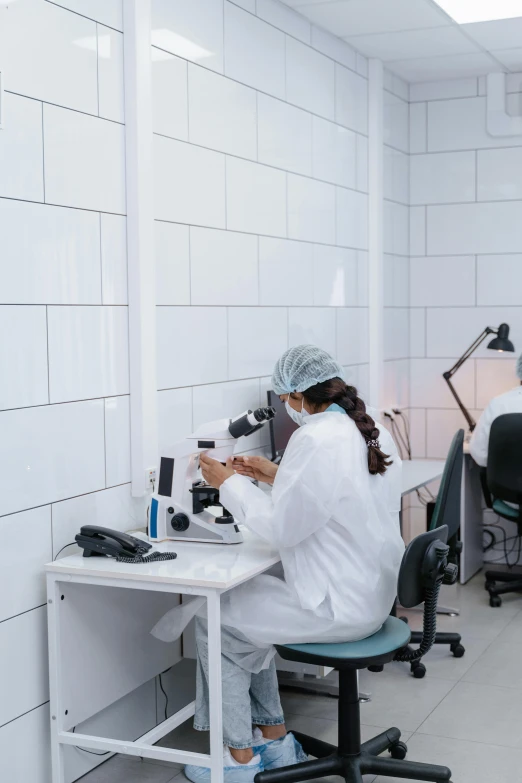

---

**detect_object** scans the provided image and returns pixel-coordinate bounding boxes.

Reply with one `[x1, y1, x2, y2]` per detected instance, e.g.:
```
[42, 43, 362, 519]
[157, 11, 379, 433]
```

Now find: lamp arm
[445, 328, 494, 378]
[442, 375, 477, 431]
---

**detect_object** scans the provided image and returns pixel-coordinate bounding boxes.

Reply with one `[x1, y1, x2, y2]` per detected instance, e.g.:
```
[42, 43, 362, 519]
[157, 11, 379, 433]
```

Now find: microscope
[149, 407, 276, 544]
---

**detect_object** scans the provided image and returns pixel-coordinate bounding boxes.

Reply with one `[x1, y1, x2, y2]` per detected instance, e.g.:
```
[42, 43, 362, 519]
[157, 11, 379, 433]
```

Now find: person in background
[155, 344, 404, 783]
[469, 353, 522, 467]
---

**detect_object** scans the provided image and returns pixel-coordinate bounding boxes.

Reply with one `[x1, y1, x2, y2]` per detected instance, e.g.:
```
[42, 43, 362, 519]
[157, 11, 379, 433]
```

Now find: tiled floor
[79, 573, 522, 783]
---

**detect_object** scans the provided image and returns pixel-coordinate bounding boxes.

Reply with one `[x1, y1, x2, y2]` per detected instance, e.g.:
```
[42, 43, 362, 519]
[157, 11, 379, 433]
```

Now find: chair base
[395, 626, 465, 677]
[485, 570, 522, 607]
[254, 728, 452, 783]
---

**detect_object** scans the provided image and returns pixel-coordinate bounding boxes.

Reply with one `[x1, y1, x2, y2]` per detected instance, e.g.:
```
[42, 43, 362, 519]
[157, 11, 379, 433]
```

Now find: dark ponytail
[302, 377, 392, 476]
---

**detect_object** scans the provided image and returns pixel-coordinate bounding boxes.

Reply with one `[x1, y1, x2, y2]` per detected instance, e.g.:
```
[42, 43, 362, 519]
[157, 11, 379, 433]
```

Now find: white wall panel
[410, 256, 476, 306]
[289, 307, 337, 358]
[410, 78, 478, 102]
[48, 306, 129, 403]
[98, 26, 125, 123]
[409, 102, 427, 154]
[477, 148, 522, 202]
[475, 359, 519, 409]
[258, 94, 312, 176]
[0, 307, 49, 410]
[311, 25, 357, 71]
[44, 105, 126, 214]
[257, 0, 311, 43]
[48, 0, 123, 30]
[410, 151, 475, 205]
[190, 227, 259, 305]
[409, 408, 427, 458]
[228, 308, 288, 379]
[101, 214, 128, 306]
[337, 188, 368, 250]
[105, 395, 131, 487]
[384, 90, 408, 153]
[259, 238, 314, 306]
[227, 157, 287, 237]
[286, 37, 335, 121]
[152, 51, 188, 140]
[151, 0, 224, 73]
[426, 307, 522, 360]
[383, 200, 408, 256]
[193, 378, 265, 451]
[0, 703, 51, 783]
[383, 359, 410, 410]
[154, 136, 226, 227]
[384, 308, 410, 361]
[477, 255, 522, 306]
[410, 206, 426, 256]
[0, 93, 44, 202]
[384, 255, 409, 307]
[410, 309, 426, 358]
[426, 408, 479, 459]
[158, 387, 193, 455]
[384, 146, 409, 204]
[0, 507, 52, 623]
[287, 175, 336, 244]
[155, 222, 191, 306]
[428, 97, 522, 152]
[335, 65, 368, 135]
[427, 202, 522, 256]
[337, 308, 369, 365]
[410, 358, 475, 409]
[312, 246, 358, 307]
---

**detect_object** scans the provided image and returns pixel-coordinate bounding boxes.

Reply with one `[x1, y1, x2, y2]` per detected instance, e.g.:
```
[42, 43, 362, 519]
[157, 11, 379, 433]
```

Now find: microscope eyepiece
[253, 406, 276, 423]
[228, 407, 276, 439]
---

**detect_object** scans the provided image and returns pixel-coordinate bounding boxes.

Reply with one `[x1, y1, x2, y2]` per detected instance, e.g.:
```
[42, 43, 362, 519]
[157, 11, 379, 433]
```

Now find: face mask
[285, 398, 310, 427]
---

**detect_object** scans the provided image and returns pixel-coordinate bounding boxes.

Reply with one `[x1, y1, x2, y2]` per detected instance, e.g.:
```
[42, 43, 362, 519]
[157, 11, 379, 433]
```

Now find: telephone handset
[75, 525, 152, 558]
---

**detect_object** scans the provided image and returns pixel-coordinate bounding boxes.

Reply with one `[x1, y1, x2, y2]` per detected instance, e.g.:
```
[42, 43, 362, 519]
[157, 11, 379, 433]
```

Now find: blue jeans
[194, 617, 285, 749]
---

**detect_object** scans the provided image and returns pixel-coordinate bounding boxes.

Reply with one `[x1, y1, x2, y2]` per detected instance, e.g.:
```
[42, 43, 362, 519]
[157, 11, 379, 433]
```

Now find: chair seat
[276, 616, 411, 670]
[493, 498, 519, 520]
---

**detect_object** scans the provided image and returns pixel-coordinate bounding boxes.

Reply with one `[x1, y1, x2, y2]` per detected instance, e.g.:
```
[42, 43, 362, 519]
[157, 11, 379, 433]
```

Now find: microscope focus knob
[171, 513, 190, 532]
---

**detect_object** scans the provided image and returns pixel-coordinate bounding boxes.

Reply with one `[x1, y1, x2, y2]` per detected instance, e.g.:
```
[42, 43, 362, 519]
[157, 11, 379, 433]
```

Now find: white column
[367, 59, 384, 412]
[123, 0, 158, 496]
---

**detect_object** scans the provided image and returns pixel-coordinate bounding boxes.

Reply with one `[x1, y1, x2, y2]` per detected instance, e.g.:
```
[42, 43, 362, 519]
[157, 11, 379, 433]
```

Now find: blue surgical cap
[272, 345, 345, 395]
[517, 353, 522, 380]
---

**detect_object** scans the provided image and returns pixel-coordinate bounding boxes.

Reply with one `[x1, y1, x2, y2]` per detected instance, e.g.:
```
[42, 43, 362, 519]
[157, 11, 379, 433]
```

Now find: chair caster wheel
[490, 595, 502, 607]
[450, 642, 465, 658]
[368, 664, 384, 673]
[411, 661, 426, 678]
[389, 741, 407, 760]
[485, 580, 496, 591]
[399, 616, 408, 624]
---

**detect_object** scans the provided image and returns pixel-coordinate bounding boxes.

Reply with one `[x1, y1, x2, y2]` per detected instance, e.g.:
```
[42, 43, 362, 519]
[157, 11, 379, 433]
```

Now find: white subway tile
[337, 188, 368, 250]
[0, 200, 101, 305]
[335, 65, 368, 135]
[427, 202, 522, 255]
[190, 227, 258, 305]
[428, 96, 522, 152]
[154, 136, 226, 227]
[312, 117, 356, 189]
[47, 0, 123, 30]
[0, 400, 105, 516]
[105, 395, 131, 487]
[427, 408, 477, 459]
[0, 0, 98, 114]
[98, 26, 125, 123]
[337, 308, 369, 365]
[101, 214, 127, 305]
[157, 307, 228, 388]
[257, 0, 310, 43]
[288, 175, 336, 244]
[410, 78, 478, 102]
[158, 387, 193, 454]
[356, 54, 369, 78]
[477, 255, 522, 306]
[226, 157, 287, 237]
[410, 206, 426, 256]
[286, 37, 335, 121]
[383, 359, 410, 410]
[193, 378, 265, 451]
[477, 148, 522, 202]
[0, 507, 51, 623]
[289, 307, 337, 358]
[408, 408, 426, 458]
[410, 151, 475, 205]
[52, 484, 146, 556]
[48, 306, 129, 402]
[476, 358, 519, 410]
[384, 146, 409, 204]
[0, 704, 50, 782]
[383, 200, 408, 256]
[410, 358, 475, 409]
[410, 309, 426, 358]
[357, 250, 369, 306]
[384, 90, 408, 153]
[311, 26, 357, 71]
[188, 65, 257, 159]
[152, 51, 188, 141]
[228, 307, 288, 379]
[152, 0, 224, 73]
[259, 238, 314, 306]
[313, 245, 358, 307]
[0, 608, 48, 727]
[426, 306, 522, 360]
[229, 0, 256, 10]
[44, 104, 126, 214]
[356, 135, 369, 193]
[384, 254, 409, 307]
[155, 222, 190, 306]
[0, 93, 43, 202]
[0, 306, 48, 411]
[225, 2, 285, 98]
[410, 256, 476, 306]
[258, 94, 312, 176]
[384, 308, 410, 361]
[409, 103, 427, 154]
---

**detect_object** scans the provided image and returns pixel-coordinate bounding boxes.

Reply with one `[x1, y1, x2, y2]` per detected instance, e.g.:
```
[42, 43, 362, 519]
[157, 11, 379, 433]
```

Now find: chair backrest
[487, 413, 522, 505]
[397, 525, 449, 608]
[429, 429, 464, 546]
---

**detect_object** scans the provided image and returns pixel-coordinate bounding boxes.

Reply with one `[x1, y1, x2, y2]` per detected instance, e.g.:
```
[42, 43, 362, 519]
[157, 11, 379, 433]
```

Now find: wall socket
[146, 468, 157, 490]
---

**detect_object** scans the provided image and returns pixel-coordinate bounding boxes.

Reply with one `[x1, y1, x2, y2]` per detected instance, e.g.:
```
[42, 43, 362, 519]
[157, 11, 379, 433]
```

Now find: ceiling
[281, 0, 522, 82]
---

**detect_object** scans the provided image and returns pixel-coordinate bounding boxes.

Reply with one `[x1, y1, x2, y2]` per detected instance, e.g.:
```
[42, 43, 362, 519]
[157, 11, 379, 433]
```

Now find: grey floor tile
[78, 755, 180, 782]
[281, 691, 339, 722]
[373, 732, 522, 783]
[493, 607, 522, 644]
[385, 634, 493, 683]
[418, 680, 522, 749]
[158, 718, 210, 754]
[284, 711, 412, 747]
[463, 639, 522, 689]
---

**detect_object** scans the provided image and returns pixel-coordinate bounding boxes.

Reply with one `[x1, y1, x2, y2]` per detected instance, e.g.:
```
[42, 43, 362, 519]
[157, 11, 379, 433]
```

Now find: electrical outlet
[146, 468, 157, 490]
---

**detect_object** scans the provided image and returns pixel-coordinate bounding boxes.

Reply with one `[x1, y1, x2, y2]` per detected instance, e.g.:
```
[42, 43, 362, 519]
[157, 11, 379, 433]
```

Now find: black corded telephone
[75, 525, 177, 564]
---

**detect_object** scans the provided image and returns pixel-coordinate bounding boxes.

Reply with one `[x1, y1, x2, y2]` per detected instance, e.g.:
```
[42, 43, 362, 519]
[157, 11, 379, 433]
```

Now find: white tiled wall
[409, 73, 522, 460]
[153, 0, 370, 449]
[0, 2, 143, 780]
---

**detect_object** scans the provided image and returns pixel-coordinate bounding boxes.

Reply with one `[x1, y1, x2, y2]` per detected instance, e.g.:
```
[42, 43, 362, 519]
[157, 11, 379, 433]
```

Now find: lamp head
[488, 323, 515, 353]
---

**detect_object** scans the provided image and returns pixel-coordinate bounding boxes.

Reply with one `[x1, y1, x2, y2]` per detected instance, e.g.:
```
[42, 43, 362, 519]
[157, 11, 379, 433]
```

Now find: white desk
[401, 459, 444, 496]
[45, 530, 279, 783]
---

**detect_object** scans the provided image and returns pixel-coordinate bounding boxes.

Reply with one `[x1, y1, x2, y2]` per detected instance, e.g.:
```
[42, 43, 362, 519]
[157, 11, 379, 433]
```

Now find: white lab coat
[469, 386, 522, 467]
[152, 410, 404, 672]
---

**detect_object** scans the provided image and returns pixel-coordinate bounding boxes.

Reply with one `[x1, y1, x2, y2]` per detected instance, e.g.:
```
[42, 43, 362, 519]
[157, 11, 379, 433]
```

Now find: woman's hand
[199, 453, 235, 489]
[232, 455, 279, 485]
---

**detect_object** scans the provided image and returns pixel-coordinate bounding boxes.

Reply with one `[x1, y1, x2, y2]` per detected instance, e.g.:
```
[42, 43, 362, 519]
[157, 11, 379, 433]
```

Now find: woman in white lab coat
[156, 345, 404, 783]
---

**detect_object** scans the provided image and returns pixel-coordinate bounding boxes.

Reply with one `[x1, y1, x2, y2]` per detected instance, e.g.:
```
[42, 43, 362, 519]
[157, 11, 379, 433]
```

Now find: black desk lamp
[443, 323, 515, 432]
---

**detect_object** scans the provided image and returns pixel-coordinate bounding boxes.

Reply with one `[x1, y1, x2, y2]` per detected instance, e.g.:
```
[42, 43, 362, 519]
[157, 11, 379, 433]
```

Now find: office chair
[482, 414, 522, 607]
[398, 429, 466, 677]
[255, 527, 457, 783]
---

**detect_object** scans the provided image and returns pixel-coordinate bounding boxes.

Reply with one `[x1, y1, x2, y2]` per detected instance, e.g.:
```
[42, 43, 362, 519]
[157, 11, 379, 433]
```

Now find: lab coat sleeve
[220, 433, 340, 549]
[469, 404, 493, 467]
